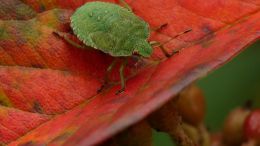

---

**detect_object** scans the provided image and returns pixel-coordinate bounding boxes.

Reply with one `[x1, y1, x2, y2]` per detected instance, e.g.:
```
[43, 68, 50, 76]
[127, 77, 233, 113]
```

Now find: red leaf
[0, 0, 259, 145]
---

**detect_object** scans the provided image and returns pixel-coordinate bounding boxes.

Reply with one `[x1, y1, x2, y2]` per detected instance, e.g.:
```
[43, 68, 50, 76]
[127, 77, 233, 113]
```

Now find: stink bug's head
[134, 40, 153, 57]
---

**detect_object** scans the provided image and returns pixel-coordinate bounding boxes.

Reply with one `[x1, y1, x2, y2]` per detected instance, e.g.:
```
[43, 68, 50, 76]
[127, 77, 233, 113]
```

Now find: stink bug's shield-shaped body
[70, 2, 153, 57]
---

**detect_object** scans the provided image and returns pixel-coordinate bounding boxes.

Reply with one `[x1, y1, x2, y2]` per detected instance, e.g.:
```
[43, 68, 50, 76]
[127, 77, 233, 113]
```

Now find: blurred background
[153, 41, 260, 145]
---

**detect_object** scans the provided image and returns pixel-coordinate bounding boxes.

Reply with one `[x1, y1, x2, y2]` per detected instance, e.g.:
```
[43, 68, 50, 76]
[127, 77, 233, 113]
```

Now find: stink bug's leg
[150, 41, 171, 57]
[159, 45, 172, 57]
[53, 30, 85, 49]
[119, 0, 132, 12]
[97, 59, 118, 93]
[150, 29, 192, 57]
[116, 59, 128, 95]
[151, 23, 168, 32]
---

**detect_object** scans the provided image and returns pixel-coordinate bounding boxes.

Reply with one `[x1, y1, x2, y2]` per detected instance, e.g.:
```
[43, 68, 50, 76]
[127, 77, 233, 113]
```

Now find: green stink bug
[54, 0, 191, 94]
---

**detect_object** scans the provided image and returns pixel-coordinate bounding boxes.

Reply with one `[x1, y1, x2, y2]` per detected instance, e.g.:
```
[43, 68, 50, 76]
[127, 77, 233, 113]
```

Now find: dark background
[154, 41, 260, 145]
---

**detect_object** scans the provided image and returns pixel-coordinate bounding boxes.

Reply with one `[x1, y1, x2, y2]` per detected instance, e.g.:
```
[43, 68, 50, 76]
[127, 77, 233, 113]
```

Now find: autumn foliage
[0, 0, 259, 145]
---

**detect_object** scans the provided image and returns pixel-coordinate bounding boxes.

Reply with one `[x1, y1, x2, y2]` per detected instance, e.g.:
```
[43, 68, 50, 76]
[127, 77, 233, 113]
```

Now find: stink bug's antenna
[161, 28, 192, 45]
[151, 23, 168, 32]
[150, 28, 192, 57]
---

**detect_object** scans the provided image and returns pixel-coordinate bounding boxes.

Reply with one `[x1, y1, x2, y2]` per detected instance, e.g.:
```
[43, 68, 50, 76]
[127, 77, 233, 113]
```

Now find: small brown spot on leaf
[201, 24, 214, 34]
[200, 24, 215, 48]
[31, 64, 44, 69]
[201, 39, 214, 48]
[18, 141, 45, 146]
[0, 90, 12, 107]
[39, 4, 46, 12]
[33, 101, 44, 114]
